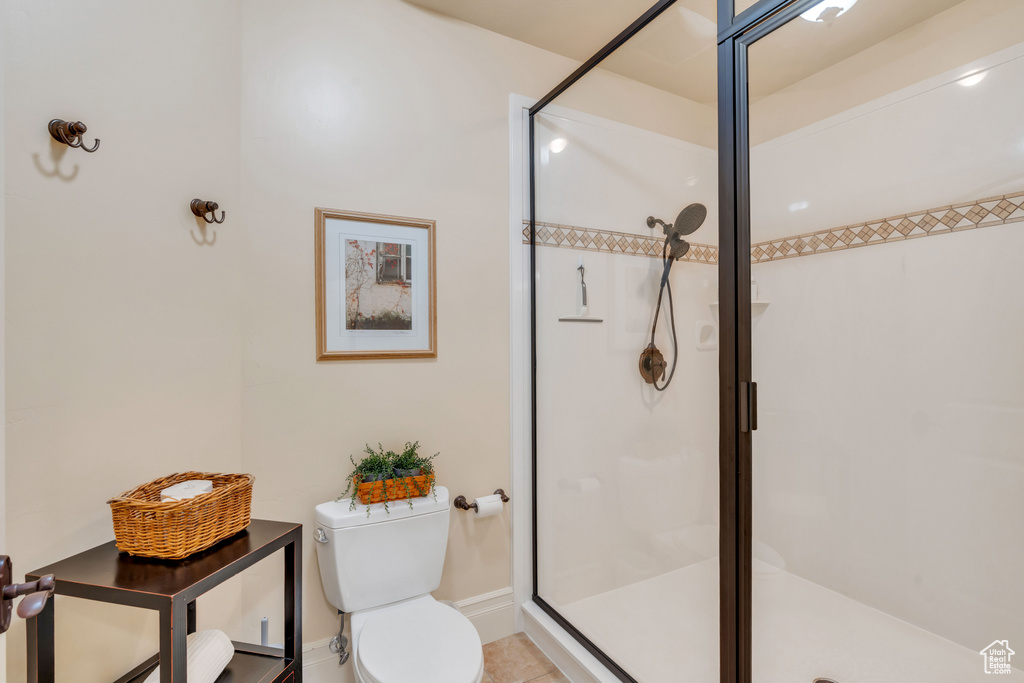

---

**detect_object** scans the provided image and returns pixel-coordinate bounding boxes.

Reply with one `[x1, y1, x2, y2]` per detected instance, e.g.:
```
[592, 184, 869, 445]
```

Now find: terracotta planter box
[356, 473, 435, 505]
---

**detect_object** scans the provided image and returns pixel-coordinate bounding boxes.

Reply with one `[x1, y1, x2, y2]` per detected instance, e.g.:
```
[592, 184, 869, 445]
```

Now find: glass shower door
[746, 1, 1024, 680]
[530, 5, 721, 679]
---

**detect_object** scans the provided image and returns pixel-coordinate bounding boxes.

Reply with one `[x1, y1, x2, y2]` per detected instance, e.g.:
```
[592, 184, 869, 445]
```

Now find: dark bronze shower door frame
[528, 1, 826, 682]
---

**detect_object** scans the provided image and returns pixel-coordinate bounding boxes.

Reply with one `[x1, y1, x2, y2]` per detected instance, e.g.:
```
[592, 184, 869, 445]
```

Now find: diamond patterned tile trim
[522, 220, 718, 264]
[749, 189, 1024, 263]
[524, 189, 1023, 266]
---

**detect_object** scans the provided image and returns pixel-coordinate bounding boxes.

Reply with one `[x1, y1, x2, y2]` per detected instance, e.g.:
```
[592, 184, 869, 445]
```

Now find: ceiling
[403, 0, 969, 105]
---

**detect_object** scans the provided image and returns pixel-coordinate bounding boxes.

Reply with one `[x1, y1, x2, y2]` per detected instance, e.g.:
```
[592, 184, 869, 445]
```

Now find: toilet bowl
[315, 487, 484, 683]
[351, 595, 483, 683]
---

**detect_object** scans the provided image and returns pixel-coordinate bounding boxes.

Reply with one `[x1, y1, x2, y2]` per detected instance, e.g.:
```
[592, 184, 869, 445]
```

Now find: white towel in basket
[143, 629, 233, 683]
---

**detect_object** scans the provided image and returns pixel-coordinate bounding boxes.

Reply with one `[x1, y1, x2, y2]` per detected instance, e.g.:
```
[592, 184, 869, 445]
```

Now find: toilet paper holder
[453, 489, 509, 512]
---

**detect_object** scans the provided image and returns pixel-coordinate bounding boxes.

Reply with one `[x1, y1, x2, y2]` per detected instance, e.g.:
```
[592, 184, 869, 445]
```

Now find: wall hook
[191, 199, 225, 224]
[48, 119, 100, 153]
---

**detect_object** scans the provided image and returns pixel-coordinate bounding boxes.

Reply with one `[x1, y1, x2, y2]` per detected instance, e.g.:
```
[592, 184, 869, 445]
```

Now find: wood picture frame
[315, 208, 437, 360]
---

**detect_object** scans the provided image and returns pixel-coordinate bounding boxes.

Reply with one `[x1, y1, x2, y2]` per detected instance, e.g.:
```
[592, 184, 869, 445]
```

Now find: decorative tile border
[521, 221, 719, 265]
[523, 190, 1024, 266]
[751, 191, 1024, 263]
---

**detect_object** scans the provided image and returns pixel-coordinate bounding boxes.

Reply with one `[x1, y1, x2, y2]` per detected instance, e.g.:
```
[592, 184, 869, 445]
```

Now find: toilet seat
[355, 599, 483, 683]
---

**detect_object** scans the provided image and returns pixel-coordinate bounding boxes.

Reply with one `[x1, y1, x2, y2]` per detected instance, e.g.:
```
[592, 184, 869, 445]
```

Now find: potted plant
[337, 442, 439, 515]
[391, 441, 438, 503]
[337, 444, 395, 512]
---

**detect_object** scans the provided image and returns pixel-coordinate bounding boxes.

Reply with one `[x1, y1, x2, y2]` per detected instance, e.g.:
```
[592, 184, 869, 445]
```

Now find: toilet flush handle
[314, 528, 329, 544]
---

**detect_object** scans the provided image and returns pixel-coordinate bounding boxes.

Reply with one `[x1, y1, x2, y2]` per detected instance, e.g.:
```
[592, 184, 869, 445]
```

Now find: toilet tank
[314, 486, 451, 613]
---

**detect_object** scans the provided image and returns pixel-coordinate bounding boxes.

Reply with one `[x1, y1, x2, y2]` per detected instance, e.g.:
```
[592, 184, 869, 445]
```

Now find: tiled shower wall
[748, 47, 1024, 653]
[532, 108, 720, 610]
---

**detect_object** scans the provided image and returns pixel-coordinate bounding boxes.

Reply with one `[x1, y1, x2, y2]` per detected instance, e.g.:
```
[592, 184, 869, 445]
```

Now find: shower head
[668, 234, 690, 260]
[673, 203, 707, 236]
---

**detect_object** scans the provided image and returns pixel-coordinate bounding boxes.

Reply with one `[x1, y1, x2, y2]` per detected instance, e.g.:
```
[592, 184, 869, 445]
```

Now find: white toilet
[314, 486, 484, 683]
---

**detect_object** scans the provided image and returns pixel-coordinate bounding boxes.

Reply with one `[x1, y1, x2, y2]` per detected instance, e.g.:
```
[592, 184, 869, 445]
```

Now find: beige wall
[4, 0, 724, 677]
[3, 0, 591, 676]
[4, 0, 243, 680]
[235, 0, 576, 649]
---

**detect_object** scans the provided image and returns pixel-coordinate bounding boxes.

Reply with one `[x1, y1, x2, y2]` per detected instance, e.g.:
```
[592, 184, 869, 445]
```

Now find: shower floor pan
[557, 559, 1023, 682]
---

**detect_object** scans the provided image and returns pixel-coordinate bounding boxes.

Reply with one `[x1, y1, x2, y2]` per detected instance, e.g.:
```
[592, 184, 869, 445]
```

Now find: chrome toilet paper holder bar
[453, 489, 509, 511]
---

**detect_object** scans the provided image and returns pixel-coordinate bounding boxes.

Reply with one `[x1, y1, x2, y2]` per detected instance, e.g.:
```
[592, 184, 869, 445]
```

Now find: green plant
[337, 442, 440, 515]
[337, 444, 396, 514]
[391, 441, 439, 505]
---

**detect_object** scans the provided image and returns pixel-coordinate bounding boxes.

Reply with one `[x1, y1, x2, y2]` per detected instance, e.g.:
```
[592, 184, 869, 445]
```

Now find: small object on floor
[143, 629, 233, 683]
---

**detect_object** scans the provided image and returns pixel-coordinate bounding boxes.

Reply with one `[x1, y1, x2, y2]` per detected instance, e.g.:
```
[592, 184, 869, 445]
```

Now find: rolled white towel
[160, 480, 214, 502]
[143, 629, 234, 683]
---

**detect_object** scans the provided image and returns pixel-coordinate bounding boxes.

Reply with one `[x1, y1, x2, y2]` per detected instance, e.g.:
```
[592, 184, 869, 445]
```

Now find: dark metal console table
[26, 519, 302, 683]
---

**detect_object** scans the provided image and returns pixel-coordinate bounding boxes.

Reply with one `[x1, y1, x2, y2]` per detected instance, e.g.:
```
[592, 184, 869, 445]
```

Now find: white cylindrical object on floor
[473, 494, 503, 518]
[160, 479, 214, 502]
[143, 629, 234, 683]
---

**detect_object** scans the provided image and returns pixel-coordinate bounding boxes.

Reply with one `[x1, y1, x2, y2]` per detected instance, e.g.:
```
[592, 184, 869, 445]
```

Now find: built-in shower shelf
[708, 301, 769, 323]
[558, 315, 603, 323]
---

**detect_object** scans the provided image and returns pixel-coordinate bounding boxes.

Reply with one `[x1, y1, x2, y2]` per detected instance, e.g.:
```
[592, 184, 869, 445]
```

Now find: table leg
[26, 594, 55, 683]
[187, 600, 196, 635]
[284, 533, 302, 675]
[159, 601, 188, 683]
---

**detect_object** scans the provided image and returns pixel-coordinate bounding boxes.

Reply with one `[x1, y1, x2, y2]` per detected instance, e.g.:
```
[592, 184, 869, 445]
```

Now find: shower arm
[646, 216, 671, 234]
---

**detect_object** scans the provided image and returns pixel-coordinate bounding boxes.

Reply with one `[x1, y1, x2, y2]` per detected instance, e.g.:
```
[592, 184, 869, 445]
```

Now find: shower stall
[517, 1, 1024, 681]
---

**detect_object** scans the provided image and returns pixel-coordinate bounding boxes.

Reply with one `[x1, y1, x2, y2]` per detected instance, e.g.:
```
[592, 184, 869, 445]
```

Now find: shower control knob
[638, 344, 666, 384]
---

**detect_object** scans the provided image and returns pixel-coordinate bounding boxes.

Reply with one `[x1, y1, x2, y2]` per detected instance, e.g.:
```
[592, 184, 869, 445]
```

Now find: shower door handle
[740, 381, 757, 432]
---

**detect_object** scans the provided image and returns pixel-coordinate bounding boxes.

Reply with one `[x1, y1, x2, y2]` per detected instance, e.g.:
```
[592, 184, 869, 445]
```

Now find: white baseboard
[302, 587, 515, 681]
[455, 586, 515, 645]
[303, 636, 339, 668]
[302, 636, 352, 683]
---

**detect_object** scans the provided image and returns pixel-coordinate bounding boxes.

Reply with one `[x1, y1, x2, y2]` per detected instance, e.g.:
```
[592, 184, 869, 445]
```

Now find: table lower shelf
[118, 642, 295, 683]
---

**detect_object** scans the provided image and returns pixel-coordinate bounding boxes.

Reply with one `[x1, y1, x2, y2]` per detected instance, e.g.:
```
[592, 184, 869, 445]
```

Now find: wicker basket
[108, 472, 254, 560]
[357, 473, 435, 505]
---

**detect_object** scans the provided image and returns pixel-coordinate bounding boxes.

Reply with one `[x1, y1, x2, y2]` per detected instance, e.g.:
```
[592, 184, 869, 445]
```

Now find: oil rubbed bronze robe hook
[48, 119, 100, 153]
[191, 199, 226, 224]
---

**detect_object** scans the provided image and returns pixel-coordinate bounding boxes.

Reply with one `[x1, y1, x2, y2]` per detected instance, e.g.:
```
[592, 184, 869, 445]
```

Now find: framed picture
[315, 208, 437, 360]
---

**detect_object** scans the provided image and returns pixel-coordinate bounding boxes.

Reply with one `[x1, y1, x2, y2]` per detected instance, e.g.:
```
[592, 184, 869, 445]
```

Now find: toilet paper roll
[160, 479, 214, 502]
[143, 629, 233, 683]
[473, 494, 504, 518]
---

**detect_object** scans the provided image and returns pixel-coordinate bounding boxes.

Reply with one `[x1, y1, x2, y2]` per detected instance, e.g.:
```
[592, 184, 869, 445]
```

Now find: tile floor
[482, 633, 569, 683]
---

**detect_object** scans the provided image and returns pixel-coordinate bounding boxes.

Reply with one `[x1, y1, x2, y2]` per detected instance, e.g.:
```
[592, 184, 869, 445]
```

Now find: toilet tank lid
[316, 486, 450, 529]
